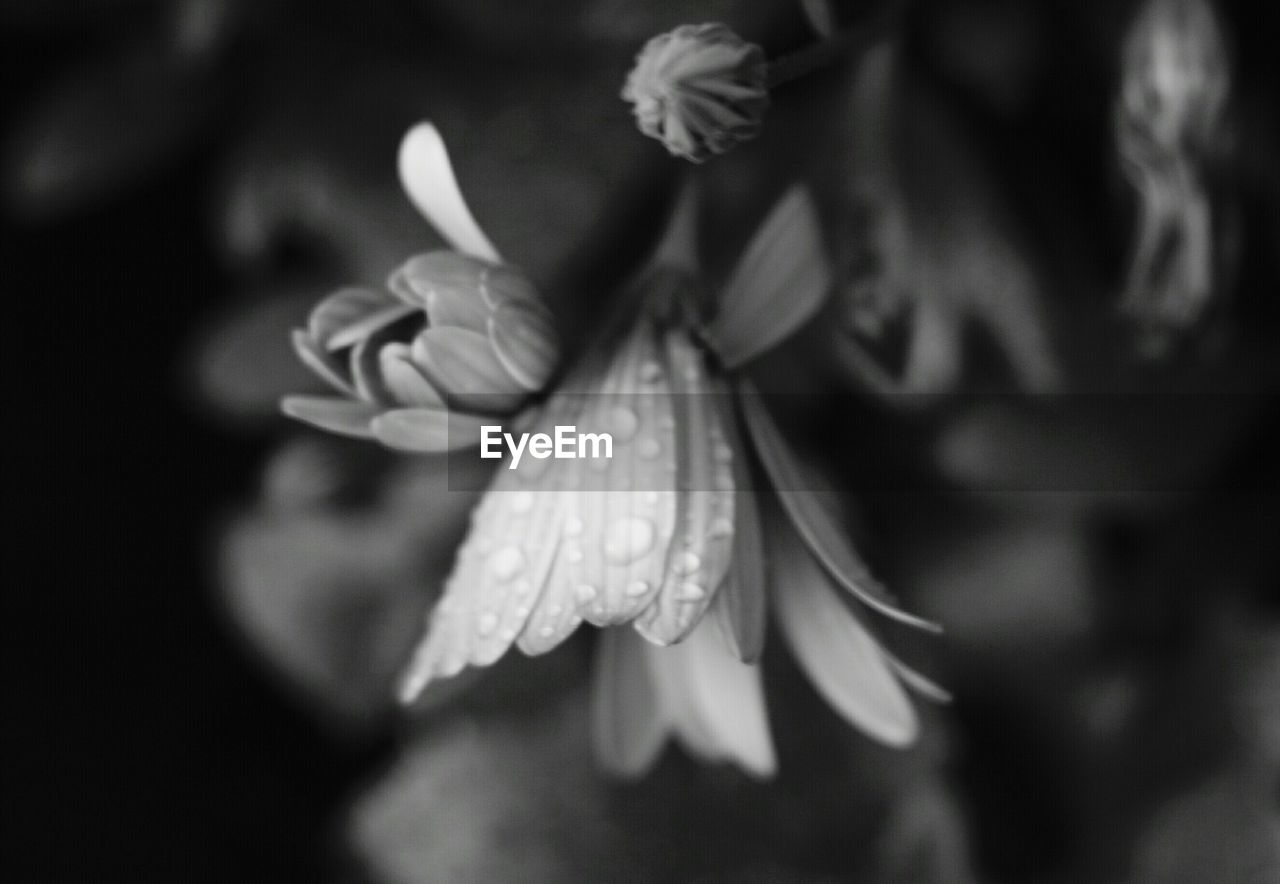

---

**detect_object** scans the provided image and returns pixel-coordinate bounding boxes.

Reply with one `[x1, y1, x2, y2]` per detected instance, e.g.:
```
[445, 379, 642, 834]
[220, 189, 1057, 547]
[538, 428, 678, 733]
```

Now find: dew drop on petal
[539, 625, 555, 638]
[500, 628, 517, 641]
[709, 517, 734, 538]
[567, 546, 584, 564]
[678, 582, 706, 601]
[515, 605, 530, 618]
[488, 546, 525, 582]
[604, 517, 656, 565]
[548, 605, 563, 617]
[674, 551, 701, 574]
[713, 443, 733, 463]
[639, 361, 662, 383]
[575, 584, 598, 603]
[514, 580, 531, 596]
[715, 470, 734, 491]
[626, 580, 650, 597]
[610, 406, 640, 440]
[564, 517, 584, 536]
[510, 491, 534, 514]
[637, 437, 662, 459]
[477, 611, 499, 635]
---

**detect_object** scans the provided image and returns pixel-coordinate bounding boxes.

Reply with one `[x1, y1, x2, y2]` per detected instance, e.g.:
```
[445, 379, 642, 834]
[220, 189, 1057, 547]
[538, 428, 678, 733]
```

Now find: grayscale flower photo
[6, 1, 1278, 881]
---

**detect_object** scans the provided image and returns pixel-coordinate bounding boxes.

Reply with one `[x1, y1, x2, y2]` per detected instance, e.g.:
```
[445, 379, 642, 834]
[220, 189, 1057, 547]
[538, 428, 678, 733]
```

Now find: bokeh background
[5, 1, 1277, 881]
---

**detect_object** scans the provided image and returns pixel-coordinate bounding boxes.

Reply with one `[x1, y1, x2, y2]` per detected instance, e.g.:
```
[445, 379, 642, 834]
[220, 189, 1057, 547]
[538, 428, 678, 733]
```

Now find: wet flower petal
[398, 122, 502, 263]
[739, 380, 940, 632]
[368, 408, 488, 453]
[635, 333, 734, 645]
[709, 393, 766, 663]
[591, 626, 668, 778]
[280, 395, 379, 438]
[770, 520, 918, 747]
[705, 186, 832, 369]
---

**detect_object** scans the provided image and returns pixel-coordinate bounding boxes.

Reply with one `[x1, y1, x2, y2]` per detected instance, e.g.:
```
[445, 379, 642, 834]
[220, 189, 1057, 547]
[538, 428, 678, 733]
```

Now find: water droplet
[610, 406, 639, 440]
[604, 517, 656, 565]
[683, 362, 699, 381]
[674, 551, 701, 574]
[637, 437, 661, 459]
[510, 491, 534, 514]
[575, 584, 597, 603]
[713, 443, 733, 463]
[566, 546, 584, 564]
[515, 605, 530, 618]
[709, 517, 734, 537]
[715, 471, 734, 491]
[626, 580, 650, 597]
[488, 546, 525, 582]
[539, 625, 554, 638]
[477, 611, 498, 635]
[548, 604, 563, 617]
[659, 415, 676, 430]
[678, 582, 706, 601]
[514, 580, 531, 596]
[639, 361, 662, 383]
[564, 517, 584, 536]
[500, 628, 517, 641]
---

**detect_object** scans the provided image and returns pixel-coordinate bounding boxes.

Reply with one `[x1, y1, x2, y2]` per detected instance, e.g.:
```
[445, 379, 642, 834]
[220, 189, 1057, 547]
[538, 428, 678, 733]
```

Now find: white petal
[739, 381, 941, 633]
[770, 523, 918, 747]
[635, 333, 734, 645]
[704, 186, 831, 369]
[280, 395, 377, 438]
[369, 408, 487, 452]
[709, 393, 766, 662]
[647, 616, 776, 777]
[519, 318, 679, 651]
[591, 628, 668, 778]
[398, 122, 501, 263]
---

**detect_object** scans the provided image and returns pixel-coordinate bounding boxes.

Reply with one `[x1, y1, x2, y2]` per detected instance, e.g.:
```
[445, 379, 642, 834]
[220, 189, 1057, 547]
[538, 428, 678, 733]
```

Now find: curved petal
[280, 395, 378, 438]
[635, 333, 734, 645]
[487, 300, 559, 392]
[398, 122, 501, 263]
[369, 408, 487, 453]
[591, 628, 668, 778]
[646, 616, 776, 777]
[709, 392, 766, 663]
[379, 343, 446, 408]
[739, 380, 941, 633]
[770, 521, 918, 747]
[411, 327, 528, 413]
[291, 330, 356, 398]
[704, 186, 831, 369]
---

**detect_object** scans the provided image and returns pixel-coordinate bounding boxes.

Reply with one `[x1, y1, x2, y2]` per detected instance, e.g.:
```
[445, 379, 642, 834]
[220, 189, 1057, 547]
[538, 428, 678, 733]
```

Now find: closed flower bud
[621, 23, 769, 163]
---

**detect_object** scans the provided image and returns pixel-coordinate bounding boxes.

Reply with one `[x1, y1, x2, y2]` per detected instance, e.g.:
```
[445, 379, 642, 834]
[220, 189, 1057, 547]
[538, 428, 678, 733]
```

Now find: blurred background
[4, 0, 1277, 881]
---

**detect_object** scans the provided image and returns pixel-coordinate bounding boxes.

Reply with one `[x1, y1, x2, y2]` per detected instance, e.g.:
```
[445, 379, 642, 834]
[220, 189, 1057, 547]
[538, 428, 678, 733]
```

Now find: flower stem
[764, 23, 889, 89]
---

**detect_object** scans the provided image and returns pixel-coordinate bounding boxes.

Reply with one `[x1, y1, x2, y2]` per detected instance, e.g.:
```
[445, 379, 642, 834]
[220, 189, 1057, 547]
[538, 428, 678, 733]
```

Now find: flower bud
[621, 23, 769, 163]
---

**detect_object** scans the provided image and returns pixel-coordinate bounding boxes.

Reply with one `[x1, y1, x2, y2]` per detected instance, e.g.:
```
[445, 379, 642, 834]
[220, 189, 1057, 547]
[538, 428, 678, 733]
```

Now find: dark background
[4, 34, 371, 883]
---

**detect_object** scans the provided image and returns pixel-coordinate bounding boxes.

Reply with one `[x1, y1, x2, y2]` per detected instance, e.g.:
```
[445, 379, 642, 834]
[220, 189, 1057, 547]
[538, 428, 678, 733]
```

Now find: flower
[282, 122, 561, 450]
[397, 182, 945, 778]
[1115, 0, 1233, 353]
[621, 23, 769, 163]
